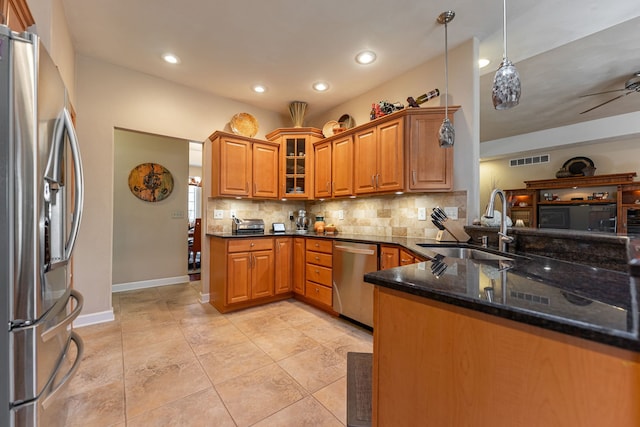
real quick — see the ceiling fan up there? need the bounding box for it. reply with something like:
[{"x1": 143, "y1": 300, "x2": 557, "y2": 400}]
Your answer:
[{"x1": 579, "y1": 71, "x2": 640, "y2": 114}]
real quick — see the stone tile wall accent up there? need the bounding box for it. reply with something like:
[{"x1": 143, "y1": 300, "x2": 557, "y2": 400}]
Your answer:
[{"x1": 206, "y1": 191, "x2": 467, "y2": 238}]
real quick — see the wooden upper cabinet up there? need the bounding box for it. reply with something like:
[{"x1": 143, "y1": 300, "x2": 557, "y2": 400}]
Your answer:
[
  {"x1": 354, "y1": 117, "x2": 404, "y2": 195},
  {"x1": 1, "y1": 0, "x2": 35, "y2": 32},
  {"x1": 265, "y1": 127, "x2": 324, "y2": 199},
  {"x1": 252, "y1": 142, "x2": 279, "y2": 198},
  {"x1": 314, "y1": 140, "x2": 332, "y2": 198},
  {"x1": 218, "y1": 136, "x2": 251, "y2": 197},
  {"x1": 332, "y1": 135, "x2": 354, "y2": 197},
  {"x1": 313, "y1": 135, "x2": 354, "y2": 198},
  {"x1": 406, "y1": 107, "x2": 459, "y2": 192},
  {"x1": 208, "y1": 131, "x2": 279, "y2": 199},
  {"x1": 354, "y1": 127, "x2": 378, "y2": 194}
]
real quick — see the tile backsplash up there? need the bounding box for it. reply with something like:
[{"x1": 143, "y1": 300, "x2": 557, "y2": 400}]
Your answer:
[{"x1": 206, "y1": 191, "x2": 467, "y2": 238}]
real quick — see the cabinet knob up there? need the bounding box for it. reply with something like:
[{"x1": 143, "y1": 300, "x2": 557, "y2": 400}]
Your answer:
[
  {"x1": 315, "y1": 270, "x2": 319, "y2": 274},
  {"x1": 250, "y1": 242, "x2": 255, "y2": 247},
  {"x1": 315, "y1": 288, "x2": 319, "y2": 293},
  {"x1": 315, "y1": 256, "x2": 320, "y2": 260},
  {"x1": 315, "y1": 243, "x2": 319, "y2": 247}
]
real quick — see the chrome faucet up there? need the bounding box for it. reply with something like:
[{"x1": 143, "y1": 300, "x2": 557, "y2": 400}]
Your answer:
[{"x1": 485, "y1": 188, "x2": 514, "y2": 252}]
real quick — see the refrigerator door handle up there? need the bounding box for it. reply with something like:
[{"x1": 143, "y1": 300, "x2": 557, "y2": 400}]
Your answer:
[
  {"x1": 46, "y1": 107, "x2": 84, "y2": 265},
  {"x1": 10, "y1": 331, "x2": 84, "y2": 411},
  {"x1": 40, "y1": 289, "x2": 83, "y2": 342},
  {"x1": 61, "y1": 107, "x2": 84, "y2": 261},
  {"x1": 10, "y1": 289, "x2": 82, "y2": 334},
  {"x1": 40, "y1": 332, "x2": 84, "y2": 410}
]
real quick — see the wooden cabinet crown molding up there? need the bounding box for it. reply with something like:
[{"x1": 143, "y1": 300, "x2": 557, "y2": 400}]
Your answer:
[
  {"x1": 1, "y1": 0, "x2": 35, "y2": 32},
  {"x1": 208, "y1": 130, "x2": 279, "y2": 147},
  {"x1": 316, "y1": 106, "x2": 461, "y2": 144},
  {"x1": 524, "y1": 172, "x2": 637, "y2": 189},
  {"x1": 265, "y1": 127, "x2": 323, "y2": 140}
]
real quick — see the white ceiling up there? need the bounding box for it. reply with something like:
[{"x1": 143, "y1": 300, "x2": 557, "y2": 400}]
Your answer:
[{"x1": 61, "y1": 0, "x2": 640, "y2": 144}]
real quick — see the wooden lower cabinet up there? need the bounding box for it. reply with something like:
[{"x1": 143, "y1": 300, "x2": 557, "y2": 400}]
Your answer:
[
  {"x1": 274, "y1": 237, "x2": 292, "y2": 294},
  {"x1": 292, "y1": 237, "x2": 305, "y2": 295},
  {"x1": 379, "y1": 245, "x2": 399, "y2": 270},
  {"x1": 400, "y1": 248, "x2": 424, "y2": 265},
  {"x1": 373, "y1": 286, "x2": 640, "y2": 427},
  {"x1": 210, "y1": 237, "x2": 289, "y2": 313},
  {"x1": 380, "y1": 245, "x2": 425, "y2": 269},
  {"x1": 304, "y1": 238, "x2": 333, "y2": 309}
]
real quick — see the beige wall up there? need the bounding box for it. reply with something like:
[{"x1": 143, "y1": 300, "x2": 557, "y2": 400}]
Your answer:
[
  {"x1": 112, "y1": 129, "x2": 189, "y2": 286},
  {"x1": 479, "y1": 136, "x2": 640, "y2": 211},
  {"x1": 27, "y1": 0, "x2": 76, "y2": 103},
  {"x1": 72, "y1": 55, "x2": 287, "y2": 324}
]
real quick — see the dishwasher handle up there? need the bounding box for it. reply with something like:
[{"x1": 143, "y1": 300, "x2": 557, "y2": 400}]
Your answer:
[{"x1": 334, "y1": 244, "x2": 376, "y2": 256}]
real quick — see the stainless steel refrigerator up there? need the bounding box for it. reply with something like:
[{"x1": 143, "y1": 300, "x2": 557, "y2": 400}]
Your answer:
[{"x1": 1, "y1": 25, "x2": 85, "y2": 426}]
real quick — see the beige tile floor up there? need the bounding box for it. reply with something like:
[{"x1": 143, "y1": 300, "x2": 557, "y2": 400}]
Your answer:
[{"x1": 64, "y1": 281, "x2": 373, "y2": 426}]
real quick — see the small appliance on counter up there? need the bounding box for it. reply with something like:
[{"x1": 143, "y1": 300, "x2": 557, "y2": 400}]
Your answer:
[
  {"x1": 295, "y1": 209, "x2": 310, "y2": 233},
  {"x1": 232, "y1": 217, "x2": 265, "y2": 234}
]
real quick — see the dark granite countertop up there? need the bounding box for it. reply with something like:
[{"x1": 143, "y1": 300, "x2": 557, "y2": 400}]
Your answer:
[
  {"x1": 209, "y1": 230, "x2": 640, "y2": 352},
  {"x1": 366, "y1": 242, "x2": 639, "y2": 352}
]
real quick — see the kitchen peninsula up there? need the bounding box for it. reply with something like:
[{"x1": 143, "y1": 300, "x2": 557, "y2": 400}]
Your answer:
[{"x1": 364, "y1": 236, "x2": 640, "y2": 427}]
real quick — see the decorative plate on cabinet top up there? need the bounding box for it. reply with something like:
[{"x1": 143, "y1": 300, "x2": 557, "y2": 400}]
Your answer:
[
  {"x1": 562, "y1": 156, "x2": 594, "y2": 176},
  {"x1": 322, "y1": 120, "x2": 339, "y2": 137},
  {"x1": 230, "y1": 112, "x2": 259, "y2": 137}
]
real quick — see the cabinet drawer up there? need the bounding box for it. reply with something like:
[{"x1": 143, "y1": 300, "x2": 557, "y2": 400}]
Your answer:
[
  {"x1": 305, "y1": 282, "x2": 332, "y2": 306},
  {"x1": 305, "y1": 251, "x2": 332, "y2": 267},
  {"x1": 305, "y1": 263, "x2": 332, "y2": 287},
  {"x1": 306, "y1": 238, "x2": 332, "y2": 254},
  {"x1": 228, "y1": 238, "x2": 273, "y2": 253}
]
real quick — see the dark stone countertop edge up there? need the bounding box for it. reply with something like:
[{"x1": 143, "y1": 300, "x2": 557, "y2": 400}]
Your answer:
[{"x1": 364, "y1": 272, "x2": 640, "y2": 352}]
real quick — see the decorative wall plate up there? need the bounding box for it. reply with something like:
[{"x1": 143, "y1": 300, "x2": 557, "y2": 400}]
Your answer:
[
  {"x1": 322, "y1": 120, "x2": 339, "y2": 137},
  {"x1": 338, "y1": 114, "x2": 355, "y2": 129},
  {"x1": 128, "y1": 163, "x2": 174, "y2": 202},
  {"x1": 230, "y1": 112, "x2": 259, "y2": 137},
  {"x1": 562, "y1": 156, "x2": 595, "y2": 176}
]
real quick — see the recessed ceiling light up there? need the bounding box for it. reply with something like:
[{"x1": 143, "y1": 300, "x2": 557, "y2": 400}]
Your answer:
[
  {"x1": 313, "y1": 81, "x2": 329, "y2": 92},
  {"x1": 162, "y1": 53, "x2": 180, "y2": 64},
  {"x1": 355, "y1": 50, "x2": 377, "y2": 65},
  {"x1": 478, "y1": 58, "x2": 490, "y2": 68},
  {"x1": 252, "y1": 84, "x2": 266, "y2": 93}
]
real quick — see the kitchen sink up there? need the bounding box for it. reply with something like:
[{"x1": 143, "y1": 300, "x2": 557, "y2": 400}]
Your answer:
[{"x1": 417, "y1": 244, "x2": 514, "y2": 261}]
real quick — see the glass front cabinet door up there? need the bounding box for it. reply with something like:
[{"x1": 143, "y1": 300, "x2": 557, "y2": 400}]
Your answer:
[{"x1": 266, "y1": 128, "x2": 324, "y2": 199}]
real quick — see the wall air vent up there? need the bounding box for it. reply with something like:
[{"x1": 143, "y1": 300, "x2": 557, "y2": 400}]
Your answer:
[
  {"x1": 509, "y1": 154, "x2": 550, "y2": 167},
  {"x1": 510, "y1": 290, "x2": 550, "y2": 306}
]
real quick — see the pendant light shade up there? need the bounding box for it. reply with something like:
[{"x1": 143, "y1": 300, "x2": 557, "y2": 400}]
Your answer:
[
  {"x1": 492, "y1": 0, "x2": 521, "y2": 109},
  {"x1": 437, "y1": 10, "x2": 455, "y2": 148}
]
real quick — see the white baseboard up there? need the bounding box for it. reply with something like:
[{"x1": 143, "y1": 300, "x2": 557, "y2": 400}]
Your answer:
[
  {"x1": 200, "y1": 292, "x2": 210, "y2": 303},
  {"x1": 74, "y1": 310, "x2": 115, "y2": 328},
  {"x1": 112, "y1": 275, "x2": 190, "y2": 293}
]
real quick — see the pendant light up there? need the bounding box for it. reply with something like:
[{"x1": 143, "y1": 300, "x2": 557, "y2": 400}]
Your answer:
[
  {"x1": 492, "y1": 0, "x2": 521, "y2": 109},
  {"x1": 437, "y1": 10, "x2": 455, "y2": 148}
]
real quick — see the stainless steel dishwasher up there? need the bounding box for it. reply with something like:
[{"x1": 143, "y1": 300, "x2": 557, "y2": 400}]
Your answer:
[{"x1": 333, "y1": 241, "x2": 379, "y2": 328}]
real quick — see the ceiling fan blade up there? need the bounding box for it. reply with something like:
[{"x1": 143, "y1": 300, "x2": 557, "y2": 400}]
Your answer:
[
  {"x1": 579, "y1": 88, "x2": 627, "y2": 97},
  {"x1": 579, "y1": 92, "x2": 630, "y2": 114}
]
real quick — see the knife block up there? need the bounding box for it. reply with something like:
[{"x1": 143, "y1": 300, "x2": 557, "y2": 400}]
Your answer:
[{"x1": 436, "y1": 229, "x2": 458, "y2": 242}]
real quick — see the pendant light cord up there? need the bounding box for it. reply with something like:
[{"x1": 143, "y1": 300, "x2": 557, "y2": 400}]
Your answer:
[
  {"x1": 444, "y1": 21, "x2": 449, "y2": 118},
  {"x1": 502, "y1": 0, "x2": 508, "y2": 61}
]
